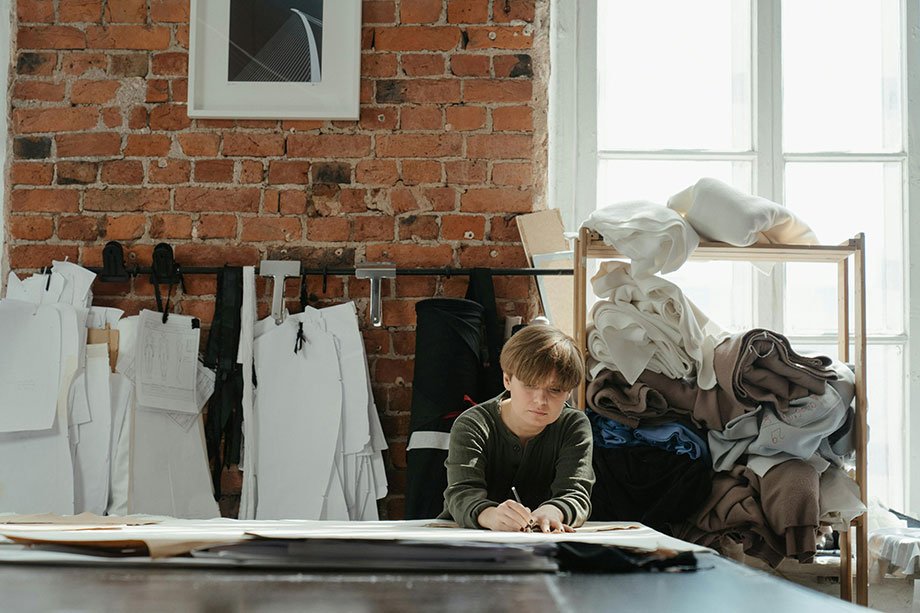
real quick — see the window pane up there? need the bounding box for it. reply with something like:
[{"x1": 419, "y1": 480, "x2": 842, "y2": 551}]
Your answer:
[
  {"x1": 782, "y1": 0, "x2": 902, "y2": 152},
  {"x1": 784, "y1": 162, "x2": 903, "y2": 335},
  {"x1": 794, "y1": 342, "x2": 904, "y2": 510},
  {"x1": 597, "y1": 0, "x2": 751, "y2": 151}
]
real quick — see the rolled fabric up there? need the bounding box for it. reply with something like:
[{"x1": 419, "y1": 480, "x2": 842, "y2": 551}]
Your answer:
[
  {"x1": 582, "y1": 200, "x2": 700, "y2": 277},
  {"x1": 588, "y1": 261, "x2": 726, "y2": 388},
  {"x1": 586, "y1": 368, "x2": 674, "y2": 428},
  {"x1": 637, "y1": 369, "x2": 750, "y2": 431},
  {"x1": 667, "y1": 177, "x2": 818, "y2": 246}
]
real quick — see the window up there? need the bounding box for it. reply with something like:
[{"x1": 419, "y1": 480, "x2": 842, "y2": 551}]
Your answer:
[{"x1": 550, "y1": 0, "x2": 919, "y2": 512}]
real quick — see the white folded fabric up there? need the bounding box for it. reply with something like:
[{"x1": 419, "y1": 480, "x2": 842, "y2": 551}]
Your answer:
[
  {"x1": 668, "y1": 177, "x2": 818, "y2": 246},
  {"x1": 582, "y1": 200, "x2": 699, "y2": 277},
  {"x1": 587, "y1": 261, "x2": 726, "y2": 387}
]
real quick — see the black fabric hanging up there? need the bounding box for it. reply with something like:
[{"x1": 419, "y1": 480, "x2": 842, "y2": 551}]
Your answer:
[
  {"x1": 464, "y1": 268, "x2": 505, "y2": 401},
  {"x1": 203, "y1": 266, "x2": 244, "y2": 498},
  {"x1": 405, "y1": 298, "x2": 486, "y2": 519}
]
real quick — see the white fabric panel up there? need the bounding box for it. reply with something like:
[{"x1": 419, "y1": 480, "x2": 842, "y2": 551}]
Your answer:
[
  {"x1": 72, "y1": 344, "x2": 112, "y2": 515},
  {"x1": 106, "y1": 373, "x2": 133, "y2": 516}
]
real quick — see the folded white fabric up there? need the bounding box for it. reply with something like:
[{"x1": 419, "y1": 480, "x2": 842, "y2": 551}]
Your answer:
[
  {"x1": 668, "y1": 177, "x2": 818, "y2": 246},
  {"x1": 587, "y1": 261, "x2": 726, "y2": 388},
  {"x1": 582, "y1": 200, "x2": 699, "y2": 277}
]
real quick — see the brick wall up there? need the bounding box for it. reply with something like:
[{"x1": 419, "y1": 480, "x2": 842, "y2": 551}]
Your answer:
[{"x1": 4, "y1": 0, "x2": 548, "y2": 518}]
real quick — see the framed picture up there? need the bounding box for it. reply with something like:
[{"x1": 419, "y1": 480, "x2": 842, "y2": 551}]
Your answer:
[{"x1": 188, "y1": 0, "x2": 361, "y2": 120}]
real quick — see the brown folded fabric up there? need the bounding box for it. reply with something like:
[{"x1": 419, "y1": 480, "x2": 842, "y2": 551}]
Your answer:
[
  {"x1": 714, "y1": 329, "x2": 834, "y2": 413},
  {"x1": 753, "y1": 459, "x2": 820, "y2": 563},
  {"x1": 637, "y1": 370, "x2": 749, "y2": 431},
  {"x1": 586, "y1": 369, "x2": 675, "y2": 428}
]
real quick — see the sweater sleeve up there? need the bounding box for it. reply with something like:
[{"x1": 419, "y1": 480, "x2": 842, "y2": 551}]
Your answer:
[
  {"x1": 443, "y1": 413, "x2": 499, "y2": 529},
  {"x1": 543, "y1": 411, "x2": 595, "y2": 527}
]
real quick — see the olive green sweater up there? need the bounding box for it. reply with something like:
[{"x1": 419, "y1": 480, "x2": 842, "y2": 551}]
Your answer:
[{"x1": 442, "y1": 392, "x2": 595, "y2": 529}]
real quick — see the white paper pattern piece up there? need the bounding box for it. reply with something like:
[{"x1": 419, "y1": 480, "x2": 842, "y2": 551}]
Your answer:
[{"x1": 135, "y1": 310, "x2": 200, "y2": 414}]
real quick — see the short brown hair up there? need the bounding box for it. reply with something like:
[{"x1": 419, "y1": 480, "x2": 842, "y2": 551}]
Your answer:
[{"x1": 499, "y1": 324, "x2": 584, "y2": 391}]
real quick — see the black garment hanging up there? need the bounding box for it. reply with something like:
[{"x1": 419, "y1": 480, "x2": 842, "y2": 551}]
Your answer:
[
  {"x1": 405, "y1": 298, "x2": 486, "y2": 520},
  {"x1": 464, "y1": 268, "x2": 505, "y2": 401},
  {"x1": 203, "y1": 266, "x2": 244, "y2": 498}
]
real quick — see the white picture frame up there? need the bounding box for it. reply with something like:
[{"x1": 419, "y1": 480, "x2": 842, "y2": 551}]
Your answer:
[{"x1": 188, "y1": 0, "x2": 361, "y2": 120}]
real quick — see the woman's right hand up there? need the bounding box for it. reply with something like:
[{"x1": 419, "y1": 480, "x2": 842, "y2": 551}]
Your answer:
[{"x1": 477, "y1": 500, "x2": 533, "y2": 532}]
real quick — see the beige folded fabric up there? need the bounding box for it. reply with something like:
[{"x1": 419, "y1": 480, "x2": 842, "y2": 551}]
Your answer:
[
  {"x1": 637, "y1": 369, "x2": 749, "y2": 431},
  {"x1": 585, "y1": 369, "x2": 675, "y2": 428}
]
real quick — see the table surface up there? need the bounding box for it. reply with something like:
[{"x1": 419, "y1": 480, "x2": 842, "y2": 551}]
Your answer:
[{"x1": 0, "y1": 553, "x2": 863, "y2": 613}]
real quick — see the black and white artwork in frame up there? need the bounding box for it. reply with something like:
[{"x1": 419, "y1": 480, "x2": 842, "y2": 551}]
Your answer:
[{"x1": 228, "y1": 0, "x2": 324, "y2": 83}]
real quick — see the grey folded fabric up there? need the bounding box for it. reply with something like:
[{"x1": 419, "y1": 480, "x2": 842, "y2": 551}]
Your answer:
[
  {"x1": 713, "y1": 329, "x2": 834, "y2": 413},
  {"x1": 637, "y1": 369, "x2": 749, "y2": 431},
  {"x1": 586, "y1": 369, "x2": 676, "y2": 428}
]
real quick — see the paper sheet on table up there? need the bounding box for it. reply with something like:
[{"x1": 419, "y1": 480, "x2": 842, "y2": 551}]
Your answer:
[
  {"x1": 135, "y1": 310, "x2": 200, "y2": 413},
  {"x1": 5, "y1": 272, "x2": 65, "y2": 305},
  {"x1": 51, "y1": 260, "x2": 96, "y2": 308}
]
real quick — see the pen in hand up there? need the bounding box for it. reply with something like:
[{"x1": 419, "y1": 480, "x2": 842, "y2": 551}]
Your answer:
[{"x1": 511, "y1": 486, "x2": 534, "y2": 531}]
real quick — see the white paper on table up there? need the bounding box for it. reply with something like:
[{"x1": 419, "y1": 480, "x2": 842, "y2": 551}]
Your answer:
[
  {"x1": 72, "y1": 344, "x2": 112, "y2": 515},
  {"x1": 135, "y1": 310, "x2": 200, "y2": 414},
  {"x1": 0, "y1": 418, "x2": 74, "y2": 515},
  {"x1": 0, "y1": 300, "x2": 62, "y2": 433},
  {"x1": 51, "y1": 260, "x2": 96, "y2": 308},
  {"x1": 5, "y1": 272, "x2": 65, "y2": 305}
]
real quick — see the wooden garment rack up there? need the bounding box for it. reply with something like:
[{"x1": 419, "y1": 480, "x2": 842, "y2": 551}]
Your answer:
[{"x1": 572, "y1": 228, "x2": 868, "y2": 605}]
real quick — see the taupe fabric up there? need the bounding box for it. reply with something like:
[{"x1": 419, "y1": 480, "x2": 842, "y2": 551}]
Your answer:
[
  {"x1": 713, "y1": 329, "x2": 834, "y2": 413},
  {"x1": 755, "y1": 459, "x2": 820, "y2": 563},
  {"x1": 586, "y1": 369, "x2": 675, "y2": 428},
  {"x1": 637, "y1": 369, "x2": 749, "y2": 431}
]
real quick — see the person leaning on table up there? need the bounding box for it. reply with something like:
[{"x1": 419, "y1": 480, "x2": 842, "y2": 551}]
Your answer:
[{"x1": 441, "y1": 324, "x2": 594, "y2": 533}]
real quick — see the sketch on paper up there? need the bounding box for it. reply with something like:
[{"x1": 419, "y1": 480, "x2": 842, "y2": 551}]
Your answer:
[{"x1": 228, "y1": 0, "x2": 324, "y2": 83}]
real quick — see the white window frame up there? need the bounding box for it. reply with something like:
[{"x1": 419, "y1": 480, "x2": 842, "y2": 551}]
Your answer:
[{"x1": 551, "y1": 0, "x2": 920, "y2": 515}]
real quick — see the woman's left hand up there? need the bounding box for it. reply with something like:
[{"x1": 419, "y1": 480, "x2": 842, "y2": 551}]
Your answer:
[{"x1": 531, "y1": 505, "x2": 575, "y2": 533}]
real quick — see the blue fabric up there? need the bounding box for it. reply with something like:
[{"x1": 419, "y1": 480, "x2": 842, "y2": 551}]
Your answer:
[{"x1": 586, "y1": 409, "x2": 710, "y2": 462}]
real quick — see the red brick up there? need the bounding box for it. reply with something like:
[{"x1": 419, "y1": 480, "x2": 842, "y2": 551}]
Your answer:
[
  {"x1": 363, "y1": 1, "x2": 396, "y2": 24},
  {"x1": 150, "y1": 214, "x2": 192, "y2": 239},
  {"x1": 10, "y1": 245, "x2": 80, "y2": 269},
  {"x1": 16, "y1": 51, "x2": 56, "y2": 76},
  {"x1": 467, "y1": 134, "x2": 532, "y2": 159},
  {"x1": 446, "y1": 105, "x2": 486, "y2": 131},
  {"x1": 362, "y1": 53, "x2": 398, "y2": 78},
  {"x1": 492, "y1": 106, "x2": 532, "y2": 131},
  {"x1": 9, "y1": 215, "x2": 54, "y2": 240},
  {"x1": 173, "y1": 244, "x2": 260, "y2": 267},
  {"x1": 394, "y1": 279, "x2": 435, "y2": 299},
  {"x1": 375, "y1": 26, "x2": 460, "y2": 52},
  {"x1": 222, "y1": 133, "x2": 284, "y2": 157},
  {"x1": 149, "y1": 104, "x2": 191, "y2": 130},
  {"x1": 355, "y1": 160, "x2": 398, "y2": 185},
  {"x1": 13, "y1": 80, "x2": 65, "y2": 101},
  {"x1": 493, "y1": 0, "x2": 535, "y2": 22},
  {"x1": 489, "y1": 214, "x2": 520, "y2": 242},
  {"x1": 152, "y1": 52, "x2": 187, "y2": 75},
  {"x1": 175, "y1": 188, "x2": 260, "y2": 213},
  {"x1": 150, "y1": 0, "x2": 189, "y2": 23},
  {"x1": 366, "y1": 243, "x2": 452, "y2": 267},
  {"x1": 398, "y1": 214, "x2": 439, "y2": 240},
  {"x1": 374, "y1": 358, "x2": 414, "y2": 384},
  {"x1": 146, "y1": 79, "x2": 169, "y2": 103},
  {"x1": 359, "y1": 107, "x2": 399, "y2": 130},
  {"x1": 103, "y1": 0, "x2": 146, "y2": 23},
  {"x1": 177, "y1": 132, "x2": 220, "y2": 157},
  {"x1": 281, "y1": 119, "x2": 325, "y2": 132},
  {"x1": 128, "y1": 106, "x2": 148, "y2": 129},
  {"x1": 266, "y1": 161, "x2": 309, "y2": 185},
  {"x1": 194, "y1": 159, "x2": 235, "y2": 183},
  {"x1": 14, "y1": 107, "x2": 97, "y2": 133},
  {"x1": 100, "y1": 160, "x2": 144, "y2": 184},
  {"x1": 401, "y1": 54, "x2": 445, "y2": 76},
  {"x1": 492, "y1": 162, "x2": 532, "y2": 186},
  {"x1": 401, "y1": 160, "x2": 441, "y2": 185},
  {"x1": 18, "y1": 26, "x2": 86, "y2": 49},
  {"x1": 58, "y1": 215, "x2": 102, "y2": 240},
  {"x1": 493, "y1": 53, "x2": 532, "y2": 78},
  {"x1": 60, "y1": 52, "x2": 106, "y2": 75},
  {"x1": 17, "y1": 0, "x2": 54, "y2": 22},
  {"x1": 353, "y1": 216, "x2": 395, "y2": 241},
  {"x1": 101, "y1": 107, "x2": 122, "y2": 128},
  {"x1": 10, "y1": 162, "x2": 53, "y2": 185},
  {"x1": 445, "y1": 160, "x2": 487, "y2": 184},
  {"x1": 461, "y1": 188, "x2": 533, "y2": 213},
  {"x1": 176, "y1": 24, "x2": 190, "y2": 48},
  {"x1": 56, "y1": 161, "x2": 98, "y2": 185},
  {"x1": 448, "y1": 0, "x2": 489, "y2": 23},
  {"x1": 195, "y1": 215, "x2": 237, "y2": 239},
  {"x1": 104, "y1": 214, "x2": 146, "y2": 240},
  {"x1": 86, "y1": 26, "x2": 170, "y2": 49},
  {"x1": 424, "y1": 187, "x2": 458, "y2": 211},
  {"x1": 388, "y1": 442, "x2": 408, "y2": 469},
  {"x1": 441, "y1": 214, "x2": 486, "y2": 240},
  {"x1": 108, "y1": 53, "x2": 148, "y2": 76},
  {"x1": 239, "y1": 160, "x2": 264, "y2": 183},
  {"x1": 147, "y1": 158, "x2": 190, "y2": 184},
  {"x1": 306, "y1": 217, "x2": 351, "y2": 242},
  {"x1": 124, "y1": 134, "x2": 171, "y2": 156},
  {"x1": 56, "y1": 132, "x2": 121, "y2": 157},
  {"x1": 459, "y1": 244, "x2": 528, "y2": 268},
  {"x1": 71, "y1": 79, "x2": 120, "y2": 104},
  {"x1": 59, "y1": 0, "x2": 103, "y2": 23},
  {"x1": 85, "y1": 188, "x2": 169, "y2": 212},
  {"x1": 377, "y1": 134, "x2": 461, "y2": 157},
  {"x1": 240, "y1": 218, "x2": 302, "y2": 242},
  {"x1": 171, "y1": 78, "x2": 188, "y2": 102},
  {"x1": 278, "y1": 191, "x2": 308, "y2": 215},
  {"x1": 464, "y1": 79, "x2": 532, "y2": 103},
  {"x1": 380, "y1": 299, "x2": 421, "y2": 327},
  {"x1": 400, "y1": 106, "x2": 443, "y2": 130},
  {"x1": 287, "y1": 134, "x2": 372, "y2": 158},
  {"x1": 466, "y1": 26, "x2": 533, "y2": 50},
  {"x1": 405, "y1": 79, "x2": 460, "y2": 103},
  {"x1": 450, "y1": 54, "x2": 490, "y2": 76},
  {"x1": 400, "y1": 0, "x2": 441, "y2": 23}
]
